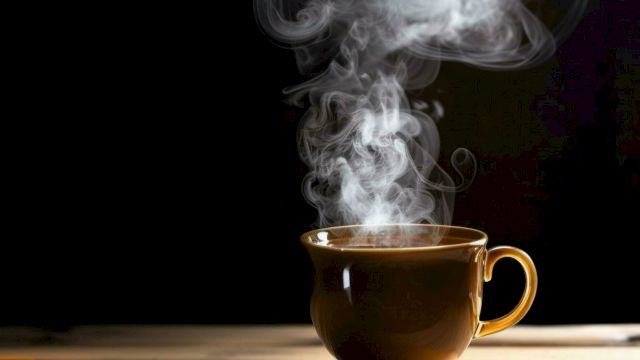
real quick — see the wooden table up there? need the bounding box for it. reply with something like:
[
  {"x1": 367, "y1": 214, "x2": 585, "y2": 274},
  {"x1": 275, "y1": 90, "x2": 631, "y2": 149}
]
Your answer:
[{"x1": 0, "y1": 325, "x2": 638, "y2": 359}]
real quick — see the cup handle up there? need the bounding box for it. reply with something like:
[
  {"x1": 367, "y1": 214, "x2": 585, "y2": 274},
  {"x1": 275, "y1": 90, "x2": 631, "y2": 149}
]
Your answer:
[{"x1": 475, "y1": 246, "x2": 538, "y2": 338}]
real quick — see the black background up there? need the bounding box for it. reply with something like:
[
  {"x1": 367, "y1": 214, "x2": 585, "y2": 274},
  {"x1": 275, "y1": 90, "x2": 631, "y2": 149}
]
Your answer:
[{"x1": 3, "y1": 0, "x2": 638, "y2": 328}]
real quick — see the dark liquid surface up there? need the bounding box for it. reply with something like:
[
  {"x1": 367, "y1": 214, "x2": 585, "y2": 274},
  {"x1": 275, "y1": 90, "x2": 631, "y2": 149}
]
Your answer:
[
  {"x1": 325, "y1": 236, "x2": 474, "y2": 248},
  {"x1": 306, "y1": 235, "x2": 485, "y2": 360},
  {"x1": 331, "y1": 244, "x2": 419, "y2": 248}
]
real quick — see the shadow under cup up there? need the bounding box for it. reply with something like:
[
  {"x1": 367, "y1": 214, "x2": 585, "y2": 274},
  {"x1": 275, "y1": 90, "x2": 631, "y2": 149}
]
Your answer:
[{"x1": 301, "y1": 224, "x2": 537, "y2": 360}]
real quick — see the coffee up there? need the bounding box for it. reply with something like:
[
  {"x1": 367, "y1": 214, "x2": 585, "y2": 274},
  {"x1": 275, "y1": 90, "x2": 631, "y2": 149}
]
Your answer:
[
  {"x1": 328, "y1": 235, "x2": 473, "y2": 248},
  {"x1": 307, "y1": 235, "x2": 484, "y2": 359},
  {"x1": 302, "y1": 224, "x2": 537, "y2": 360}
]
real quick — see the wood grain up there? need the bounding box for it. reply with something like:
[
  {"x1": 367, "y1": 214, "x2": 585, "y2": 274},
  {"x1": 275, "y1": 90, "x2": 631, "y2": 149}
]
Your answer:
[{"x1": 0, "y1": 325, "x2": 637, "y2": 360}]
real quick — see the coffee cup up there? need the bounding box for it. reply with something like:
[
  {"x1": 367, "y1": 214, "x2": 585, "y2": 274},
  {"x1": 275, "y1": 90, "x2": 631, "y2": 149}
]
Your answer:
[{"x1": 301, "y1": 224, "x2": 537, "y2": 360}]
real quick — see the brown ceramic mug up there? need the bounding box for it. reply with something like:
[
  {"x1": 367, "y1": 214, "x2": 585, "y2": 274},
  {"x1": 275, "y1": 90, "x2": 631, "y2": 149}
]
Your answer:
[{"x1": 301, "y1": 224, "x2": 537, "y2": 360}]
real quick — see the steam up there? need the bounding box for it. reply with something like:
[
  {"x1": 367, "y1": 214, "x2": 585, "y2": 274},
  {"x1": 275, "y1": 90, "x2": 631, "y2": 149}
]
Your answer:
[{"x1": 256, "y1": 0, "x2": 586, "y2": 229}]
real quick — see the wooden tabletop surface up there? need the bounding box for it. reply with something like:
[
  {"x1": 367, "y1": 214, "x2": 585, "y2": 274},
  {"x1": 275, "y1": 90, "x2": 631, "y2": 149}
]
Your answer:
[{"x1": 0, "y1": 325, "x2": 638, "y2": 360}]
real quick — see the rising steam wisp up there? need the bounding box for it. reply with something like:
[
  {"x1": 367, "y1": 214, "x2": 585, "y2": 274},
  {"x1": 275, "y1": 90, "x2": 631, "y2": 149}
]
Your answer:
[{"x1": 255, "y1": 0, "x2": 586, "y2": 236}]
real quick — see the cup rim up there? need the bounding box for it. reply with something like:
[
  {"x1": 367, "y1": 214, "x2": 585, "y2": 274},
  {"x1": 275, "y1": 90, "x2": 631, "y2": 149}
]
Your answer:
[{"x1": 301, "y1": 224, "x2": 488, "y2": 252}]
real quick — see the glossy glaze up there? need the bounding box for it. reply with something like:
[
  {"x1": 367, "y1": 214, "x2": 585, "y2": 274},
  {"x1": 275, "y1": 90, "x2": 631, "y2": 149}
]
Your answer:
[{"x1": 301, "y1": 224, "x2": 536, "y2": 360}]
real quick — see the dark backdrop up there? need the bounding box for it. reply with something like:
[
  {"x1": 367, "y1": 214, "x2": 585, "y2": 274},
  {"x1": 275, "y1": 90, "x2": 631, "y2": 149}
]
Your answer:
[{"x1": 3, "y1": 0, "x2": 638, "y2": 328}]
